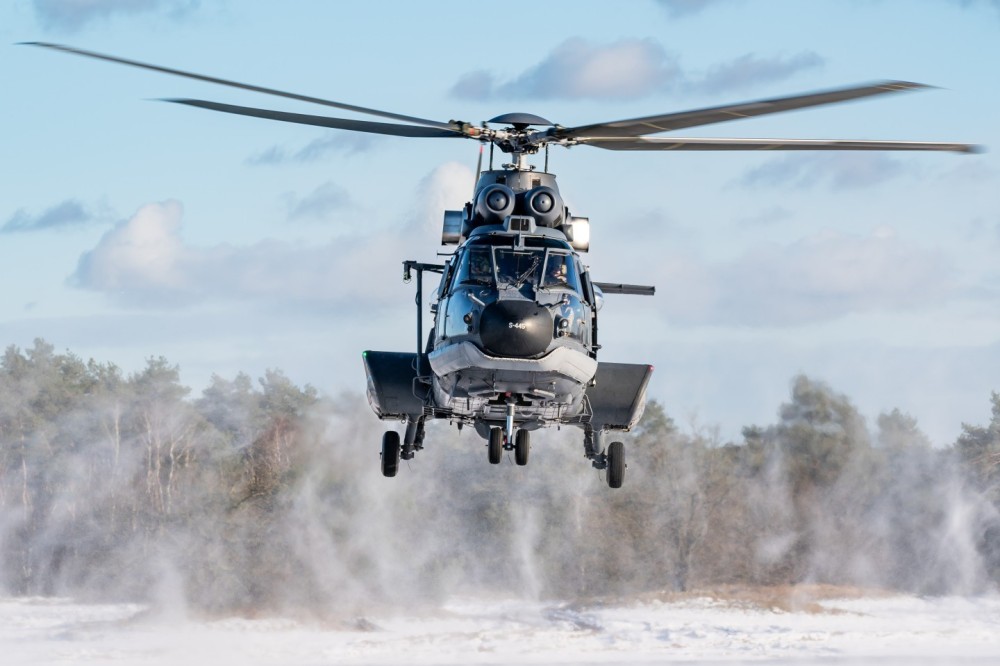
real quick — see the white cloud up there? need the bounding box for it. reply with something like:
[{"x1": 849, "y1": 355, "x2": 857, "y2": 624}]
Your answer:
[
  {"x1": 74, "y1": 200, "x2": 188, "y2": 298},
  {"x1": 33, "y1": 0, "x2": 197, "y2": 31},
  {"x1": 2, "y1": 199, "x2": 94, "y2": 233},
  {"x1": 451, "y1": 39, "x2": 823, "y2": 102},
  {"x1": 949, "y1": 0, "x2": 1000, "y2": 14},
  {"x1": 412, "y1": 162, "x2": 476, "y2": 237},
  {"x1": 655, "y1": 0, "x2": 739, "y2": 18},
  {"x1": 740, "y1": 154, "x2": 908, "y2": 191},
  {"x1": 686, "y1": 52, "x2": 824, "y2": 95},
  {"x1": 654, "y1": 228, "x2": 953, "y2": 326},
  {"x1": 285, "y1": 181, "x2": 352, "y2": 221},
  {"x1": 451, "y1": 38, "x2": 683, "y2": 101},
  {"x1": 71, "y1": 164, "x2": 475, "y2": 310},
  {"x1": 248, "y1": 134, "x2": 380, "y2": 166}
]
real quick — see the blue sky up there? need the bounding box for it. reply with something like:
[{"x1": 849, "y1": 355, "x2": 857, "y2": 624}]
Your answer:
[{"x1": 2, "y1": 0, "x2": 998, "y2": 444}]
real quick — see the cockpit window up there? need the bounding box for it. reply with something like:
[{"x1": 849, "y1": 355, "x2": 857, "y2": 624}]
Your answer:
[
  {"x1": 542, "y1": 252, "x2": 580, "y2": 291},
  {"x1": 542, "y1": 252, "x2": 582, "y2": 292},
  {"x1": 454, "y1": 246, "x2": 494, "y2": 287},
  {"x1": 495, "y1": 248, "x2": 543, "y2": 288},
  {"x1": 451, "y1": 240, "x2": 581, "y2": 294}
]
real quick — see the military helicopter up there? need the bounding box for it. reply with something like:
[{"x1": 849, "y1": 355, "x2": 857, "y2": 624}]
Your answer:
[{"x1": 26, "y1": 43, "x2": 979, "y2": 488}]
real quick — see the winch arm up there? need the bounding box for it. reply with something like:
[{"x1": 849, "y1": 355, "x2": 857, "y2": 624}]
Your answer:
[{"x1": 593, "y1": 282, "x2": 656, "y2": 296}]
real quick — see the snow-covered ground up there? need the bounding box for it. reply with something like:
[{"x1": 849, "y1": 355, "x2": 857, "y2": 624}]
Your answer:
[{"x1": 2, "y1": 591, "x2": 999, "y2": 665}]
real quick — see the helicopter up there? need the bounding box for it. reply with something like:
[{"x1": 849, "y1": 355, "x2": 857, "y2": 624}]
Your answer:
[{"x1": 25, "y1": 42, "x2": 980, "y2": 488}]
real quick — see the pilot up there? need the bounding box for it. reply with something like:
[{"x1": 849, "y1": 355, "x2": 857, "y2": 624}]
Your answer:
[
  {"x1": 469, "y1": 250, "x2": 492, "y2": 283},
  {"x1": 546, "y1": 257, "x2": 569, "y2": 286}
]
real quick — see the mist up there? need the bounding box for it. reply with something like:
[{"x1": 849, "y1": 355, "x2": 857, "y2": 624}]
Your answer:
[{"x1": 1, "y1": 339, "x2": 998, "y2": 619}]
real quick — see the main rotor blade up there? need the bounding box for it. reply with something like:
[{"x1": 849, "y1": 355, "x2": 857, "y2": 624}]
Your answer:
[
  {"x1": 165, "y1": 98, "x2": 466, "y2": 137},
  {"x1": 578, "y1": 136, "x2": 981, "y2": 153},
  {"x1": 22, "y1": 41, "x2": 459, "y2": 132},
  {"x1": 552, "y1": 81, "x2": 933, "y2": 140}
]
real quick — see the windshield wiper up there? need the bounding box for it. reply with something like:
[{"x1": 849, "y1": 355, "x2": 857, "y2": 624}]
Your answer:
[{"x1": 512, "y1": 257, "x2": 540, "y2": 289}]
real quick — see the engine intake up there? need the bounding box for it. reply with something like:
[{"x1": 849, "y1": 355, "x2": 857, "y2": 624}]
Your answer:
[
  {"x1": 474, "y1": 184, "x2": 515, "y2": 225},
  {"x1": 519, "y1": 186, "x2": 563, "y2": 227}
]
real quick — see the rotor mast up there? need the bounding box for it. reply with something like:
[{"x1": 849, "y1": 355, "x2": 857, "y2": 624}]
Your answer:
[{"x1": 503, "y1": 150, "x2": 537, "y2": 172}]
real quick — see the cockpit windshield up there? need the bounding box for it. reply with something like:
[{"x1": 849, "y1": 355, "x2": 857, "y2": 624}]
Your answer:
[
  {"x1": 495, "y1": 248, "x2": 542, "y2": 288},
  {"x1": 452, "y1": 241, "x2": 582, "y2": 294}
]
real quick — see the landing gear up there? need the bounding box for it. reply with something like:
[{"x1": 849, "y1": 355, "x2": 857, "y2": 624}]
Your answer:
[
  {"x1": 488, "y1": 427, "x2": 504, "y2": 464},
  {"x1": 402, "y1": 417, "x2": 425, "y2": 460},
  {"x1": 585, "y1": 427, "x2": 626, "y2": 488},
  {"x1": 381, "y1": 417, "x2": 425, "y2": 477},
  {"x1": 381, "y1": 430, "x2": 401, "y2": 477},
  {"x1": 485, "y1": 426, "x2": 528, "y2": 466},
  {"x1": 515, "y1": 429, "x2": 530, "y2": 466},
  {"x1": 606, "y1": 440, "x2": 625, "y2": 489},
  {"x1": 491, "y1": 398, "x2": 529, "y2": 466}
]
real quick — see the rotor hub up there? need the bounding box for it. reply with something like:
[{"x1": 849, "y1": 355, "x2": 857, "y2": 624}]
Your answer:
[{"x1": 488, "y1": 112, "x2": 553, "y2": 130}]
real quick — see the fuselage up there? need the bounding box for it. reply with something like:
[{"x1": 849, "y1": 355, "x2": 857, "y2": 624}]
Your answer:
[
  {"x1": 428, "y1": 223, "x2": 598, "y2": 433},
  {"x1": 422, "y1": 168, "x2": 603, "y2": 435},
  {"x1": 362, "y1": 165, "x2": 651, "y2": 483}
]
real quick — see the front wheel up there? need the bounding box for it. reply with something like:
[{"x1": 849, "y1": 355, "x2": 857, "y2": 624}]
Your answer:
[
  {"x1": 381, "y1": 430, "x2": 401, "y2": 477},
  {"x1": 488, "y1": 427, "x2": 504, "y2": 465},
  {"x1": 606, "y1": 441, "x2": 625, "y2": 488},
  {"x1": 515, "y1": 429, "x2": 530, "y2": 466}
]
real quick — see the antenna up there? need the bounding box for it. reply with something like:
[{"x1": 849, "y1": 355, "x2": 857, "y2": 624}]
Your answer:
[{"x1": 473, "y1": 144, "x2": 483, "y2": 197}]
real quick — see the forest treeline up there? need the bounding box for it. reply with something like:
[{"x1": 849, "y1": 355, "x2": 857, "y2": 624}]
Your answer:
[{"x1": 1, "y1": 338, "x2": 999, "y2": 614}]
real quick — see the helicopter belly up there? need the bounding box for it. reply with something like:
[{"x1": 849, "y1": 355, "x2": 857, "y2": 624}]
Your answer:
[
  {"x1": 428, "y1": 341, "x2": 596, "y2": 419},
  {"x1": 429, "y1": 340, "x2": 595, "y2": 385}
]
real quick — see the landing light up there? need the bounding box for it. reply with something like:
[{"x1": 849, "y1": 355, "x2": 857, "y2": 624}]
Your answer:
[{"x1": 565, "y1": 217, "x2": 590, "y2": 252}]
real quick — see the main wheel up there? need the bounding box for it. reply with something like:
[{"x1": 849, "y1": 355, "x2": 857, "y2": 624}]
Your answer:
[
  {"x1": 515, "y1": 429, "x2": 530, "y2": 466},
  {"x1": 381, "y1": 430, "x2": 401, "y2": 477},
  {"x1": 606, "y1": 441, "x2": 625, "y2": 488},
  {"x1": 488, "y1": 427, "x2": 504, "y2": 465}
]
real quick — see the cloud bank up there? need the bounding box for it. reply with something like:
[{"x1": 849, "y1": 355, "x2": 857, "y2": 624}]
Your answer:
[
  {"x1": 72, "y1": 163, "x2": 473, "y2": 309},
  {"x1": 33, "y1": 0, "x2": 198, "y2": 31},
  {"x1": 450, "y1": 38, "x2": 823, "y2": 101},
  {"x1": 284, "y1": 181, "x2": 352, "y2": 221},
  {"x1": 452, "y1": 38, "x2": 683, "y2": 101},
  {"x1": 740, "y1": 154, "x2": 908, "y2": 191},
  {"x1": 248, "y1": 134, "x2": 380, "y2": 166},
  {"x1": 653, "y1": 228, "x2": 953, "y2": 326},
  {"x1": 655, "y1": 0, "x2": 739, "y2": 18},
  {"x1": 687, "y1": 52, "x2": 825, "y2": 96},
  {"x1": 2, "y1": 199, "x2": 94, "y2": 233}
]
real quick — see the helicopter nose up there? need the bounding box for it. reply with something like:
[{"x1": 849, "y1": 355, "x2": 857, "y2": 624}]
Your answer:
[{"x1": 479, "y1": 300, "x2": 553, "y2": 358}]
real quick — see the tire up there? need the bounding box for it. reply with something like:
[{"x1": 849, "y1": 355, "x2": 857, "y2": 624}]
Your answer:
[
  {"x1": 488, "y1": 427, "x2": 504, "y2": 465},
  {"x1": 606, "y1": 441, "x2": 625, "y2": 489},
  {"x1": 381, "y1": 431, "x2": 401, "y2": 477},
  {"x1": 515, "y1": 429, "x2": 530, "y2": 466}
]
